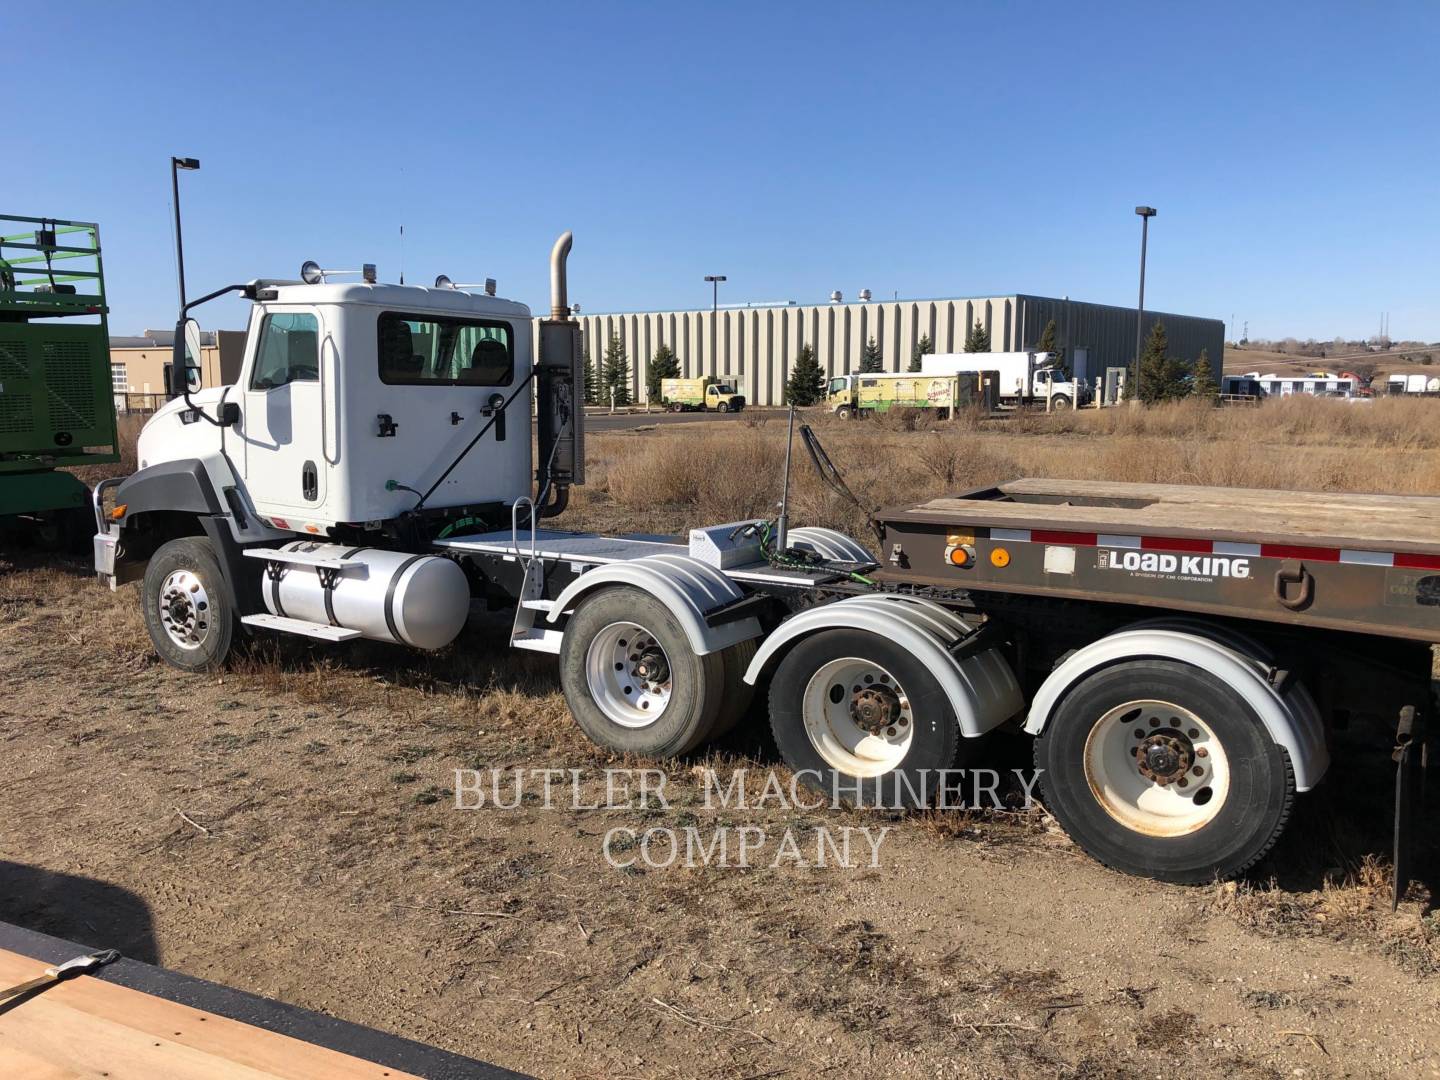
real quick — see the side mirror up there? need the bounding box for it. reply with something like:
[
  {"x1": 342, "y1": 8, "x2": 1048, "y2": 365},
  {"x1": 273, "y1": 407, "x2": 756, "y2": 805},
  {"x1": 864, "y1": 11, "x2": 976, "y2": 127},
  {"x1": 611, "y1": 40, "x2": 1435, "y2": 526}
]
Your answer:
[{"x1": 172, "y1": 318, "x2": 203, "y2": 394}]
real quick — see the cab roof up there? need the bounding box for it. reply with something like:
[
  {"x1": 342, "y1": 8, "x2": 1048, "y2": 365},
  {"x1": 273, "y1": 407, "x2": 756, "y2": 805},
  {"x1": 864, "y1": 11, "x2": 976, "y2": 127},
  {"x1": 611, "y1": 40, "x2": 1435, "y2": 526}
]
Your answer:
[{"x1": 255, "y1": 280, "x2": 531, "y2": 320}]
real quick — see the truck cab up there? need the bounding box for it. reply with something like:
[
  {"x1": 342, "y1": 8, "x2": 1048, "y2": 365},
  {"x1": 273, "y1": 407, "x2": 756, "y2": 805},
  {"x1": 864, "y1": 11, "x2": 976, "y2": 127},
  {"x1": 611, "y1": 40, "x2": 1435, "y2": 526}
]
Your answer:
[{"x1": 130, "y1": 281, "x2": 533, "y2": 535}]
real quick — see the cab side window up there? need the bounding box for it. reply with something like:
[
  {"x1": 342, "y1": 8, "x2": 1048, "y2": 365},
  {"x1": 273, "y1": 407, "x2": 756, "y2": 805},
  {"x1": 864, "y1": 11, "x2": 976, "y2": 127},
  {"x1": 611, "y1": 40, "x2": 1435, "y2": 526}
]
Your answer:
[{"x1": 250, "y1": 313, "x2": 320, "y2": 389}]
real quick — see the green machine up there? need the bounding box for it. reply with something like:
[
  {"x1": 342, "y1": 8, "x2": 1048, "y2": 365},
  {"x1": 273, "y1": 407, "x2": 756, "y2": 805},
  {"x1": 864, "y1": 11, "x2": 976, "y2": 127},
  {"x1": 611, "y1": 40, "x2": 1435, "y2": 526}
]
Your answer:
[{"x1": 0, "y1": 214, "x2": 119, "y2": 542}]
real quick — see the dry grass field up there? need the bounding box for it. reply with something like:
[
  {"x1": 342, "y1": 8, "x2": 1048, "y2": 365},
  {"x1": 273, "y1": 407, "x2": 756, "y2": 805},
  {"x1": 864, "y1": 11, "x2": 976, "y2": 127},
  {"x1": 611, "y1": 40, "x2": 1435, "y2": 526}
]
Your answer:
[{"x1": 4, "y1": 397, "x2": 1440, "y2": 1078}]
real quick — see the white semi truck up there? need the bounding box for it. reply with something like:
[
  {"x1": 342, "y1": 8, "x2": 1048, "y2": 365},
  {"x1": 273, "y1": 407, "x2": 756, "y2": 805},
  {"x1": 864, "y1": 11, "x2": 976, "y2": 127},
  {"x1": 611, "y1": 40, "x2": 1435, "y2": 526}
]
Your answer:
[
  {"x1": 93, "y1": 233, "x2": 1439, "y2": 895},
  {"x1": 921, "y1": 350, "x2": 1087, "y2": 408}
]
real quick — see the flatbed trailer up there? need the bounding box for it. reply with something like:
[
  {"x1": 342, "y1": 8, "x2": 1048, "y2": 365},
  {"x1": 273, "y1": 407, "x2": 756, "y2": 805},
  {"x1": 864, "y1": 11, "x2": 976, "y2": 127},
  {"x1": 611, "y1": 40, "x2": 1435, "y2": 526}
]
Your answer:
[{"x1": 93, "y1": 227, "x2": 1436, "y2": 896}]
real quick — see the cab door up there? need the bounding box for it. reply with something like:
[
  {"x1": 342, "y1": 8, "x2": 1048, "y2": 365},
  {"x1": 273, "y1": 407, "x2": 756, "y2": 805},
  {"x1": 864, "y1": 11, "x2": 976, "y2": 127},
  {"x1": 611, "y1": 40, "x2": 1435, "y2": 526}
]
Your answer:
[{"x1": 238, "y1": 307, "x2": 328, "y2": 519}]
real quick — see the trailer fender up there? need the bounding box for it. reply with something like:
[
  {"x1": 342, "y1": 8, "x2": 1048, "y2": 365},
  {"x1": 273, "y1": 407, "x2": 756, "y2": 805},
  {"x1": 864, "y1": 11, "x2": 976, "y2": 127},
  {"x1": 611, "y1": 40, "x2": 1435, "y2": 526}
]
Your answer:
[
  {"x1": 743, "y1": 595, "x2": 1024, "y2": 737},
  {"x1": 1023, "y1": 628, "x2": 1329, "y2": 791},
  {"x1": 546, "y1": 554, "x2": 762, "y2": 655},
  {"x1": 785, "y1": 527, "x2": 875, "y2": 564}
]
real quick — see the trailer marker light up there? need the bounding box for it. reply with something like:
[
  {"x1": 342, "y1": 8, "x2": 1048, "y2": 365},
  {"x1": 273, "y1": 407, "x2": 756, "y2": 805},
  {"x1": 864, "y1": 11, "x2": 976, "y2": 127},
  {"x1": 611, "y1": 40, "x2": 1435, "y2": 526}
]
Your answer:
[
  {"x1": 945, "y1": 544, "x2": 975, "y2": 568},
  {"x1": 990, "y1": 547, "x2": 1011, "y2": 568}
]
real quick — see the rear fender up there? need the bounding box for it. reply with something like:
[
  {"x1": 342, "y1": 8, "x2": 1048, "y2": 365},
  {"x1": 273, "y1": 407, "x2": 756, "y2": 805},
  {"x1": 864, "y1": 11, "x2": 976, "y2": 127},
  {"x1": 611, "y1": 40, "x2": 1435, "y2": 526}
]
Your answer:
[{"x1": 742, "y1": 594, "x2": 1024, "y2": 737}]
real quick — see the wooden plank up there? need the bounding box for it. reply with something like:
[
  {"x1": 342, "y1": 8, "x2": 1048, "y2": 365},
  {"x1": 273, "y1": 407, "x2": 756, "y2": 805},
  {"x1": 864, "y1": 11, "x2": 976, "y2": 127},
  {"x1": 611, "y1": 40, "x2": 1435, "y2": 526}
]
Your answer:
[
  {"x1": 0, "y1": 948, "x2": 422, "y2": 1080},
  {"x1": 902, "y1": 478, "x2": 1440, "y2": 552}
]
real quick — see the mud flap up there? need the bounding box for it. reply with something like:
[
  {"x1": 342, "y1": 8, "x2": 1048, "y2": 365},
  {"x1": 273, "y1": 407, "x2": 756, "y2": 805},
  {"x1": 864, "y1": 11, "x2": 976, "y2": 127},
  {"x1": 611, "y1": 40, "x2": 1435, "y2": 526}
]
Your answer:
[{"x1": 1392, "y1": 705, "x2": 1431, "y2": 910}]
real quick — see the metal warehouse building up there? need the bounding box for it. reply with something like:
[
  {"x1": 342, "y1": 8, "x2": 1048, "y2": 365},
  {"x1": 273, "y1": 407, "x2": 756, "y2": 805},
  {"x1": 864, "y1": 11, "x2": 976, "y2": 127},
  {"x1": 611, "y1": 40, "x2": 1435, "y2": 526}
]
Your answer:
[{"x1": 572, "y1": 295, "x2": 1225, "y2": 407}]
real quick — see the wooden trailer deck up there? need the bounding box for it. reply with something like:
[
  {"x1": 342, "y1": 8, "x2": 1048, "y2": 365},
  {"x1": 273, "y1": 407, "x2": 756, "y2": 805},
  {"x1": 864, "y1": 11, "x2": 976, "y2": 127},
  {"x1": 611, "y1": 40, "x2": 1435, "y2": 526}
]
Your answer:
[
  {"x1": 895, "y1": 479, "x2": 1440, "y2": 557},
  {"x1": 0, "y1": 922, "x2": 522, "y2": 1080},
  {"x1": 878, "y1": 479, "x2": 1440, "y2": 642}
]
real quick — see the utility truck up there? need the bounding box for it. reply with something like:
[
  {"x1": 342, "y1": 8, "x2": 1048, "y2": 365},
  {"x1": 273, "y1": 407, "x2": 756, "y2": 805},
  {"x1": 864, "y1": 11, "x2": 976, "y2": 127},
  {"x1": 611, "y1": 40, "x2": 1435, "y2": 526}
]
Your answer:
[
  {"x1": 824, "y1": 371, "x2": 997, "y2": 419},
  {"x1": 922, "y1": 350, "x2": 1086, "y2": 409},
  {"x1": 94, "y1": 232, "x2": 1438, "y2": 897},
  {"x1": 660, "y1": 376, "x2": 744, "y2": 412},
  {"x1": 1, "y1": 215, "x2": 119, "y2": 546}
]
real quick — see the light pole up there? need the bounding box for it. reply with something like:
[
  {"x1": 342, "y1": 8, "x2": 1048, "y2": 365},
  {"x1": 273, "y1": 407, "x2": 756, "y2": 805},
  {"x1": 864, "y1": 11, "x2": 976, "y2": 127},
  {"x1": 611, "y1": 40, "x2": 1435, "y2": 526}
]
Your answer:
[
  {"x1": 704, "y1": 274, "x2": 726, "y2": 376},
  {"x1": 170, "y1": 157, "x2": 200, "y2": 310},
  {"x1": 1133, "y1": 205, "x2": 1156, "y2": 400}
]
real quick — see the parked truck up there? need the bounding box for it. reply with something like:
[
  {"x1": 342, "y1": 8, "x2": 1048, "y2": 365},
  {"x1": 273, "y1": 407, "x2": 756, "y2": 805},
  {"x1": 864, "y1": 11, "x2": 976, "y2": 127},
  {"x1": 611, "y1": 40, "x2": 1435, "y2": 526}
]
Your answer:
[
  {"x1": 660, "y1": 376, "x2": 745, "y2": 412},
  {"x1": 922, "y1": 350, "x2": 1087, "y2": 408},
  {"x1": 824, "y1": 371, "x2": 997, "y2": 418},
  {"x1": 1, "y1": 214, "x2": 119, "y2": 547},
  {"x1": 93, "y1": 230, "x2": 1437, "y2": 896}
]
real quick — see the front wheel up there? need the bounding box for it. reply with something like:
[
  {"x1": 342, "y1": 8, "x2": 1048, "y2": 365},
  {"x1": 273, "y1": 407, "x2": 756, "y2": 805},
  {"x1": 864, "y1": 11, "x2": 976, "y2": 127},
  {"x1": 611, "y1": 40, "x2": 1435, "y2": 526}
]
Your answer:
[
  {"x1": 1050, "y1": 394, "x2": 1072, "y2": 410},
  {"x1": 1033, "y1": 659, "x2": 1295, "y2": 883},
  {"x1": 559, "y1": 586, "x2": 727, "y2": 758},
  {"x1": 769, "y1": 629, "x2": 960, "y2": 808},
  {"x1": 835, "y1": 405, "x2": 853, "y2": 420},
  {"x1": 716, "y1": 401, "x2": 730, "y2": 413},
  {"x1": 142, "y1": 536, "x2": 236, "y2": 672}
]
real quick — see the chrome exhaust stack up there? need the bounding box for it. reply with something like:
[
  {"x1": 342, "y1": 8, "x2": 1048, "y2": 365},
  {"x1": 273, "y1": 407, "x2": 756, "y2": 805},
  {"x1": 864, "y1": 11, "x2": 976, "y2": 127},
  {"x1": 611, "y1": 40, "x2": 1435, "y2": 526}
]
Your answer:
[{"x1": 535, "y1": 231, "x2": 583, "y2": 517}]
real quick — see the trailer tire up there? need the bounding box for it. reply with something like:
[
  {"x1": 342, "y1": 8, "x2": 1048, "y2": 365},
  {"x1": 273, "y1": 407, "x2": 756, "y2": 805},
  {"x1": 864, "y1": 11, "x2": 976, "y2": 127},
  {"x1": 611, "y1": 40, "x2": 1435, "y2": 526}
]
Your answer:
[
  {"x1": 768, "y1": 628, "x2": 959, "y2": 808},
  {"x1": 142, "y1": 536, "x2": 236, "y2": 673},
  {"x1": 559, "y1": 586, "x2": 726, "y2": 758},
  {"x1": 710, "y1": 638, "x2": 759, "y2": 739},
  {"x1": 1033, "y1": 659, "x2": 1295, "y2": 883}
]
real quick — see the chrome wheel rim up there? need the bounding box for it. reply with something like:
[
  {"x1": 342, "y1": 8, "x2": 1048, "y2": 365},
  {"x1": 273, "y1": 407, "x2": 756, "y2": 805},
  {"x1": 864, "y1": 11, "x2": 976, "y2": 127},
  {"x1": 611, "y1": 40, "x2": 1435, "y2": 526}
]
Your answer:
[
  {"x1": 158, "y1": 569, "x2": 212, "y2": 651},
  {"x1": 801, "y1": 657, "x2": 913, "y2": 777},
  {"x1": 1083, "y1": 698, "x2": 1230, "y2": 837},
  {"x1": 584, "y1": 621, "x2": 672, "y2": 728}
]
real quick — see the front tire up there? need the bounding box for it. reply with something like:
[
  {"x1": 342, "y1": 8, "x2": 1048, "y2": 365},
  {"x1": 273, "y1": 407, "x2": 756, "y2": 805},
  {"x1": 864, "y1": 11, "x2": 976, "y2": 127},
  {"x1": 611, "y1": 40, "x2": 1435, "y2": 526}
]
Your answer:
[
  {"x1": 769, "y1": 629, "x2": 960, "y2": 808},
  {"x1": 1051, "y1": 394, "x2": 1072, "y2": 410},
  {"x1": 142, "y1": 536, "x2": 235, "y2": 672},
  {"x1": 559, "y1": 586, "x2": 726, "y2": 758},
  {"x1": 835, "y1": 405, "x2": 853, "y2": 420},
  {"x1": 716, "y1": 401, "x2": 730, "y2": 413},
  {"x1": 1033, "y1": 659, "x2": 1295, "y2": 883}
]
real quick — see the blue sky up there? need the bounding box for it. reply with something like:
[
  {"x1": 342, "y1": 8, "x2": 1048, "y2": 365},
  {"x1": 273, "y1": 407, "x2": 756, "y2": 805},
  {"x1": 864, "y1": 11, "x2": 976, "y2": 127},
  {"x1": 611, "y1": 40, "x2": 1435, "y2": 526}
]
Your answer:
[{"x1": 7, "y1": 2, "x2": 1437, "y2": 341}]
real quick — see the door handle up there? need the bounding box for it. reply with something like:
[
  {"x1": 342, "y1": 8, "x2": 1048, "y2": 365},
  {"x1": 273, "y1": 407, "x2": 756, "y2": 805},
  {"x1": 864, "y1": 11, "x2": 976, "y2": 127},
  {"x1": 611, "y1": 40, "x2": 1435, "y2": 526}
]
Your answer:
[{"x1": 490, "y1": 393, "x2": 506, "y2": 442}]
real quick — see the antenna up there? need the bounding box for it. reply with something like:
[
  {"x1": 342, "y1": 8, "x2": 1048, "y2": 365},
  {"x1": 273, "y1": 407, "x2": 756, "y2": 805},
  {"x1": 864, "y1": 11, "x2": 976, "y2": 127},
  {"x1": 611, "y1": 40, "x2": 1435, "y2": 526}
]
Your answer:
[{"x1": 399, "y1": 224, "x2": 405, "y2": 285}]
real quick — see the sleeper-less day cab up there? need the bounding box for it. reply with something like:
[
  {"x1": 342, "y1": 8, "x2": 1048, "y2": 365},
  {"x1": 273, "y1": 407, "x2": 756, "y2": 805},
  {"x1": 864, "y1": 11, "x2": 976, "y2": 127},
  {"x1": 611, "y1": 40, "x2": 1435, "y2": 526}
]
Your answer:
[{"x1": 94, "y1": 233, "x2": 1438, "y2": 895}]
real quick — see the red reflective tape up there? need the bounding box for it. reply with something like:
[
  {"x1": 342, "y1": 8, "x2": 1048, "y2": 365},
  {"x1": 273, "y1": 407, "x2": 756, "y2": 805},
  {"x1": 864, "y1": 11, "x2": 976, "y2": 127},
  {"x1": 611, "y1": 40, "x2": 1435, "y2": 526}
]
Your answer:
[
  {"x1": 1259, "y1": 543, "x2": 1340, "y2": 562},
  {"x1": 1140, "y1": 536, "x2": 1213, "y2": 553},
  {"x1": 1395, "y1": 552, "x2": 1440, "y2": 571},
  {"x1": 1032, "y1": 530, "x2": 1097, "y2": 546}
]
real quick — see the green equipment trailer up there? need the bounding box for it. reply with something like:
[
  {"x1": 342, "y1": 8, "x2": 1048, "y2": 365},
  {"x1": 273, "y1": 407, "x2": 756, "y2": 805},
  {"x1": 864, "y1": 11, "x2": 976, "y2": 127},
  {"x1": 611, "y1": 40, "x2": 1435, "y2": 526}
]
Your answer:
[{"x1": 0, "y1": 215, "x2": 118, "y2": 545}]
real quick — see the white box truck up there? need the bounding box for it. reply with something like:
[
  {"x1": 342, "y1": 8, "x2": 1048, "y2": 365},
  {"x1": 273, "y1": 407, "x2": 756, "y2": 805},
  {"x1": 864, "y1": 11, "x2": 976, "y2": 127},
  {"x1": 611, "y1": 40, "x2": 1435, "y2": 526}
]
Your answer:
[{"x1": 921, "y1": 351, "x2": 1086, "y2": 408}]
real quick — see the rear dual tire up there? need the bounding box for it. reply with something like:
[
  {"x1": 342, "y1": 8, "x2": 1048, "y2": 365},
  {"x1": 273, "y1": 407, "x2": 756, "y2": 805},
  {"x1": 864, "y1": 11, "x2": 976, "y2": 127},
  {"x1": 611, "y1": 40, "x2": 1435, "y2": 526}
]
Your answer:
[
  {"x1": 1033, "y1": 659, "x2": 1294, "y2": 883},
  {"x1": 558, "y1": 586, "x2": 754, "y2": 758}
]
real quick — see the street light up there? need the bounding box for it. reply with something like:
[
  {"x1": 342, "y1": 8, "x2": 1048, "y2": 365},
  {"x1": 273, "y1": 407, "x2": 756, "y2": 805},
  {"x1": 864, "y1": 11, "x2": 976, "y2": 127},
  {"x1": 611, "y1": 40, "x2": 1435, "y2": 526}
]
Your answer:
[
  {"x1": 1133, "y1": 205, "x2": 1157, "y2": 401},
  {"x1": 171, "y1": 156, "x2": 200, "y2": 310},
  {"x1": 704, "y1": 274, "x2": 726, "y2": 376}
]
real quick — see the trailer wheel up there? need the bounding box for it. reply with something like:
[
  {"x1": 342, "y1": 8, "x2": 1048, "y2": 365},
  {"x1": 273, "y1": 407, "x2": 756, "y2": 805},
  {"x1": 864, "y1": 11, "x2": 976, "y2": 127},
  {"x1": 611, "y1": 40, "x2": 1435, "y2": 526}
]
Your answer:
[
  {"x1": 559, "y1": 586, "x2": 726, "y2": 758},
  {"x1": 142, "y1": 536, "x2": 235, "y2": 673},
  {"x1": 769, "y1": 628, "x2": 959, "y2": 807},
  {"x1": 1033, "y1": 659, "x2": 1295, "y2": 883}
]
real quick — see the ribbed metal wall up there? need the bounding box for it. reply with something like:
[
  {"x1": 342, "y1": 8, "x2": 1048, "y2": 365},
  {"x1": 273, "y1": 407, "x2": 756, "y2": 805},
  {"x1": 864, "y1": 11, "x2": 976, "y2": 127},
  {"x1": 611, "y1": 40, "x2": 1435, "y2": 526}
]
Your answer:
[{"x1": 550, "y1": 295, "x2": 1223, "y2": 407}]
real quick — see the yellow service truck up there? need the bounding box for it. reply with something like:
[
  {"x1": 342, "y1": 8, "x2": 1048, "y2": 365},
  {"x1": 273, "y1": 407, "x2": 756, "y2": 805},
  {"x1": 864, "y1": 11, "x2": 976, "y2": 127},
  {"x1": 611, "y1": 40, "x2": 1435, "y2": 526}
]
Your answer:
[
  {"x1": 825, "y1": 370, "x2": 997, "y2": 418},
  {"x1": 659, "y1": 377, "x2": 745, "y2": 412}
]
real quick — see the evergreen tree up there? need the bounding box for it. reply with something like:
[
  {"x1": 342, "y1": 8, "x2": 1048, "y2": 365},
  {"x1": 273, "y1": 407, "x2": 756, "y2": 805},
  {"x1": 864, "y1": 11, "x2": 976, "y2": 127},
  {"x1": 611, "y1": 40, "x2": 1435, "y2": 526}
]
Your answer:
[
  {"x1": 964, "y1": 322, "x2": 991, "y2": 353},
  {"x1": 859, "y1": 336, "x2": 884, "y2": 373},
  {"x1": 785, "y1": 344, "x2": 825, "y2": 406},
  {"x1": 646, "y1": 343, "x2": 680, "y2": 403},
  {"x1": 581, "y1": 345, "x2": 598, "y2": 405},
  {"x1": 909, "y1": 333, "x2": 932, "y2": 373},
  {"x1": 1190, "y1": 348, "x2": 1218, "y2": 399},
  {"x1": 600, "y1": 334, "x2": 630, "y2": 407},
  {"x1": 1037, "y1": 318, "x2": 1066, "y2": 376},
  {"x1": 1135, "y1": 321, "x2": 1190, "y2": 404}
]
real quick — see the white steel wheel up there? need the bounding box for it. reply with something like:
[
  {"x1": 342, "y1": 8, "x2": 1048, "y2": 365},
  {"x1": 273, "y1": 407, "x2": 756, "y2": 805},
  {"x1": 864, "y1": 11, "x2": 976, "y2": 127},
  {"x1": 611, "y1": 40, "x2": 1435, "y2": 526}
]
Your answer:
[
  {"x1": 800, "y1": 657, "x2": 915, "y2": 778},
  {"x1": 584, "y1": 620, "x2": 673, "y2": 729},
  {"x1": 1082, "y1": 698, "x2": 1230, "y2": 837},
  {"x1": 157, "y1": 569, "x2": 214, "y2": 650}
]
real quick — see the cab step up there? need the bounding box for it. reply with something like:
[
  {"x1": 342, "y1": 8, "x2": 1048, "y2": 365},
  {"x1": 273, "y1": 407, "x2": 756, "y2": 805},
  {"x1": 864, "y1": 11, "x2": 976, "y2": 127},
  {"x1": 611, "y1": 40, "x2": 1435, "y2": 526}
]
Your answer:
[{"x1": 241, "y1": 613, "x2": 362, "y2": 642}]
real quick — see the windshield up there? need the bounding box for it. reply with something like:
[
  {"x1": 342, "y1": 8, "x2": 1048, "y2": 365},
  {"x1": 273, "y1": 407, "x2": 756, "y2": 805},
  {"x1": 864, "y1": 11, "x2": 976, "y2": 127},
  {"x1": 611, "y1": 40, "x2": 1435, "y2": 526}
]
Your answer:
[{"x1": 712, "y1": 383, "x2": 735, "y2": 394}]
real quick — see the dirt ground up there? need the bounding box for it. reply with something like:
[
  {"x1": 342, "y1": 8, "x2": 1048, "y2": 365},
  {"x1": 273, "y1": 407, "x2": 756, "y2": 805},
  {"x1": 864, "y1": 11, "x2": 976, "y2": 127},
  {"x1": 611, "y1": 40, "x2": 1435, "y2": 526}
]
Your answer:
[{"x1": 4, "y1": 413, "x2": 1440, "y2": 1078}]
